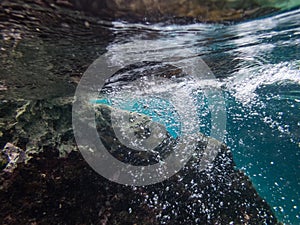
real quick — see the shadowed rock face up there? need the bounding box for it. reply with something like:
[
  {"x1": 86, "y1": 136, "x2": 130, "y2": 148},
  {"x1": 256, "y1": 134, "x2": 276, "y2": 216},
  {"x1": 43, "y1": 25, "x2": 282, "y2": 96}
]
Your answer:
[
  {"x1": 3, "y1": 0, "x2": 298, "y2": 24},
  {"x1": 0, "y1": 101, "x2": 280, "y2": 224},
  {"x1": 69, "y1": 0, "x2": 299, "y2": 22}
]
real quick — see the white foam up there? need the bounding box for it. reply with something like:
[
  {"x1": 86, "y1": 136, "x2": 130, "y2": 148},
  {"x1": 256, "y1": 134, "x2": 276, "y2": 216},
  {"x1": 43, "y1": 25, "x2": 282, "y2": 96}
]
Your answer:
[{"x1": 225, "y1": 61, "x2": 300, "y2": 105}]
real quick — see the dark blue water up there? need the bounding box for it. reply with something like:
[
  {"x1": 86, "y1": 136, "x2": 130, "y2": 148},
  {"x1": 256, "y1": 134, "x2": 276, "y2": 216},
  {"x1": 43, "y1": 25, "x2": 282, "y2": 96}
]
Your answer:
[
  {"x1": 225, "y1": 84, "x2": 300, "y2": 224},
  {"x1": 97, "y1": 8, "x2": 300, "y2": 224}
]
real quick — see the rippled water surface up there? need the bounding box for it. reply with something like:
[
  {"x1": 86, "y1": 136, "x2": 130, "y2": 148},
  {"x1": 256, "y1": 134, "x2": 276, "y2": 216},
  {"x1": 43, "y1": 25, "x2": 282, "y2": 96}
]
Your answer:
[{"x1": 1, "y1": 3, "x2": 299, "y2": 224}]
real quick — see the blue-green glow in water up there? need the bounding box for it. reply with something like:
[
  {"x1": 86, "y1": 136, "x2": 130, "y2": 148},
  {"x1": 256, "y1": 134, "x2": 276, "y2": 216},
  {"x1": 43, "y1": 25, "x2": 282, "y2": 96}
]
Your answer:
[
  {"x1": 96, "y1": 79, "x2": 299, "y2": 224},
  {"x1": 94, "y1": 90, "x2": 212, "y2": 139},
  {"x1": 95, "y1": 8, "x2": 300, "y2": 224}
]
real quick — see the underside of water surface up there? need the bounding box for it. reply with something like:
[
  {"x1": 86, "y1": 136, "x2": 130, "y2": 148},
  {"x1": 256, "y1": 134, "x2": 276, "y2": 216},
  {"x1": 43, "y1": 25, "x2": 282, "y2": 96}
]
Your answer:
[{"x1": 0, "y1": 0, "x2": 299, "y2": 224}]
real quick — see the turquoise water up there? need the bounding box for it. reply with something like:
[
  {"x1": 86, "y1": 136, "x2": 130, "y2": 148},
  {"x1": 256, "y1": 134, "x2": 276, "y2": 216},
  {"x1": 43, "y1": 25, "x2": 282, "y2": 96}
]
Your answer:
[
  {"x1": 96, "y1": 79, "x2": 299, "y2": 224},
  {"x1": 1, "y1": 1, "x2": 299, "y2": 223},
  {"x1": 97, "y1": 80, "x2": 300, "y2": 224},
  {"x1": 96, "y1": 8, "x2": 300, "y2": 224}
]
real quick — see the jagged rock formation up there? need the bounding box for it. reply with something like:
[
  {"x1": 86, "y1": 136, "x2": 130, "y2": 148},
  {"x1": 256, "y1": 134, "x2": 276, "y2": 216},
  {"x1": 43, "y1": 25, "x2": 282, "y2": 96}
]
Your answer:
[{"x1": 0, "y1": 102, "x2": 280, "y2": 224}]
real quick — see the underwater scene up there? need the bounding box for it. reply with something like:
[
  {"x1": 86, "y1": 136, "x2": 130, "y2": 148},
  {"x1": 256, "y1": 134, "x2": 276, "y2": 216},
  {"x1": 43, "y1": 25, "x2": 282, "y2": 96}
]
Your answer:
[{"x1": 0, "y1": 0, "x2": 299, "y2": 224}]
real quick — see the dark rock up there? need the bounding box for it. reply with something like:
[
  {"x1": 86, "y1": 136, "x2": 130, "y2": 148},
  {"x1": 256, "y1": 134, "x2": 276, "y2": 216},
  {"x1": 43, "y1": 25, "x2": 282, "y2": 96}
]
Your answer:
[
  {"x1": 69, "y1": 0, "x2": 283, "y2": 23},
  {"x1": 95, "y1": 104, "x2": 175, "y2": 166},
  {"x1": 2, "y1": 0, "x2": 298, "y2": 25},
  {"x1": 0, "y1": 98, "x2": 75, "y2": 157},
  {"x1": 95, "y1": 104, "x2": 280, "y2": 224},
  {"x1": 0, "y1": 47, "x2": 281, "y2": 222},
  {"x1": 0, "y1": 150, "x2": 157, "y2": 225},
  {"x1": 0, "y1": 151, "x2": 8, "y2": 171},
  {"x1": 0, "y1": 99, "x2": 280, "y2": 224}
]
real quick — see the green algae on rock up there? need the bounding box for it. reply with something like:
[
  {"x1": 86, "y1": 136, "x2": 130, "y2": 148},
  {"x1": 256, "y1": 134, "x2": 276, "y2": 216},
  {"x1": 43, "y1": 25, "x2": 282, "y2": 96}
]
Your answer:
[{"x1": 0, "y1": 98, "x2": 75, "y2": 157}]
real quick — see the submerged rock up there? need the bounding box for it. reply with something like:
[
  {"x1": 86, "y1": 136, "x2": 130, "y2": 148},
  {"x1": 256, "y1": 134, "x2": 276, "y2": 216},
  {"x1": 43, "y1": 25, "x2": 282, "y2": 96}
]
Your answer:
[
  {"x1": 0, "y1": 100, "x2": 280, "y2": 224},
  {"x1": 70, "y1": 0, "x2": 300, "y2": 22},
  {"x1": 0, "y1": 49, "x2": 281, "y2": 223},
  {"x1": 0, "y1": 149, "x2": 158, "y2": 225},
  {"x1": 94, "y1": 104, "x2": 280, "y2": 224},
  {"x1": 0, "y1": 151, "x2": 8, "y2": 171},
  {"x1": 0, "y1": 148, "x2": 280, "y2": 224},
  {"x1": 0, "y1": 98, "x2": 74, "y2": 157},
  {"x1": 94, "y1": 103, "x2": 175, "y2": 166}
]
